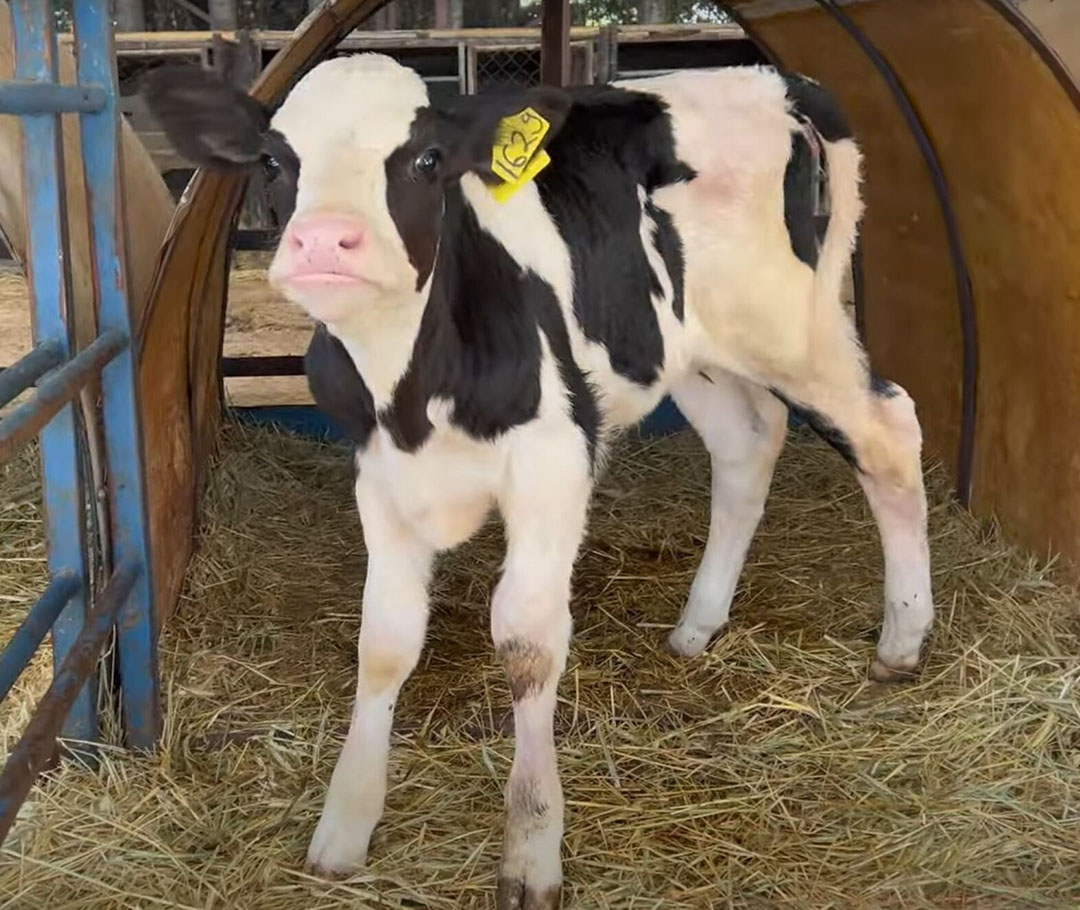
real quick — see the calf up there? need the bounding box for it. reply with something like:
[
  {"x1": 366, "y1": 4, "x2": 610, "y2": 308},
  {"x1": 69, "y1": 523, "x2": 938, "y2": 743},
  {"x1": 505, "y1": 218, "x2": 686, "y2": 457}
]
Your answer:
[{"x1": 144, "y1": 54, "x2": 934, "y2": 907}]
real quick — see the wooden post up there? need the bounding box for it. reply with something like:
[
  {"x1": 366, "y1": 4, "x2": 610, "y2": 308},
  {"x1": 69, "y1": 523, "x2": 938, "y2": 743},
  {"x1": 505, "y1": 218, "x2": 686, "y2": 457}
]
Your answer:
[
  {"x1": 208, "y1": 0, "x2": 238, "y2": 31},
  {"x1": 597, "y1": 24, "x2": 618, "y2": 83},
  {"x1": 115, "y1": 0, "x2": 146, "y2": 32},
  {"x1": 540, "y1": 0, "x2": 570, "y2": 86},
  {"x1": 434, "y1": 0, "x2": 450, "y2": 28}
]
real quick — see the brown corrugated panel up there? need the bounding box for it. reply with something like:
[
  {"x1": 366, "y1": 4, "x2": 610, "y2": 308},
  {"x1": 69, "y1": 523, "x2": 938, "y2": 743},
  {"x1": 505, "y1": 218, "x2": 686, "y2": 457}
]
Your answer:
[
  {"x1": 842, "y1": 0, "x2": 1080, "y2": 575},
  {"x1": 726, "y1": 0, "x2": 965, "y2": 485},
  {"x1": 138, "y1": 0, "x2": 388, "y2": 621}
]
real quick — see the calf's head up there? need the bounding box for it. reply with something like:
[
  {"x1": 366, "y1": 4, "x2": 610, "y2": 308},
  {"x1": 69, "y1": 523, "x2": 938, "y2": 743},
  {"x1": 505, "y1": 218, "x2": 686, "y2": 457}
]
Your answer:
[{"x1": 143, "y1": 54, "x2": 569, "y2": 326}]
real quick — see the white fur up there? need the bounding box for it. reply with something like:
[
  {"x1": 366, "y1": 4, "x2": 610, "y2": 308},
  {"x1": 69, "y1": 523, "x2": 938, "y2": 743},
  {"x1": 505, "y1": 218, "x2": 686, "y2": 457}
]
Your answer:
[{"x1": 261, "y1": 55, "x2": 934, "y2": 898}]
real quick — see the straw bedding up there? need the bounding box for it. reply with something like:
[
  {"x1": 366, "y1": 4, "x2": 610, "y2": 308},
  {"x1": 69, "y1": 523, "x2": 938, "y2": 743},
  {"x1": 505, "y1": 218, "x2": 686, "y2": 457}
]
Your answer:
[{"x1": 1, "y1": 418, "x2": 1078, "y2": 908}]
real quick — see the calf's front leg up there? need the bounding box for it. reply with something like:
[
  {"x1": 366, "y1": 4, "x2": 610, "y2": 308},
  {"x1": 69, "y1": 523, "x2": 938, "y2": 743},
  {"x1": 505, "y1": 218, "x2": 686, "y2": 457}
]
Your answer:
[
  {"x1": 492, "y1": 430, "x2": 591, "y2": 910},
  {"x1": 307, "y1": 472, "x2": 434, "y2": 875}
]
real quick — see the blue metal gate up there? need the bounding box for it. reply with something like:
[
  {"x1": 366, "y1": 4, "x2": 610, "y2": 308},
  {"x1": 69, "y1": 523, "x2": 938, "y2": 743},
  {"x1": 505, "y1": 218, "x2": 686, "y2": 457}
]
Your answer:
[{"x1": 0, "y1": 0, "x2": 158, "y2": 841}]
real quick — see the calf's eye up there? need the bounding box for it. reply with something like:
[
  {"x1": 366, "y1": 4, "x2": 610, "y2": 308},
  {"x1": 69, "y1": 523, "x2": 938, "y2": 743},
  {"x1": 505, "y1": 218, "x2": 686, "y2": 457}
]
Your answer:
[
  {"x1": 414, "y1": 148, "x2": 441, "y2": 175},
  {"x1": 263, "y1": 155, "x2": 281, "y2": 178}
]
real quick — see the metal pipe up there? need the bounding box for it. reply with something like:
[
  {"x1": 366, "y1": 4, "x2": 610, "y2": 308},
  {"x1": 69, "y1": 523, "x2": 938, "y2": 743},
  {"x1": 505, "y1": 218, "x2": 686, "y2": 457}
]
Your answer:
[
  {"x1": 0, "y1": 80, "x2": 107, "y2": 114},
  {"x1": 0, "y1": 329, "x2": 126, "y2": 463},
  {"x1": 73, "y1": 0, "x2": 161, "y2": 751},
  {"x1": 0, "y1": 340, "x2": 63, "y2": 409},
  {"x1": 0, "y1": 572, "x2": 79, "y2": 703},
  {"x1": 11, "y1": 0, "x2": 98, "y2": 748},
  {"x1": 0, "y1": 559, "x2": 140, "y2": 843}
]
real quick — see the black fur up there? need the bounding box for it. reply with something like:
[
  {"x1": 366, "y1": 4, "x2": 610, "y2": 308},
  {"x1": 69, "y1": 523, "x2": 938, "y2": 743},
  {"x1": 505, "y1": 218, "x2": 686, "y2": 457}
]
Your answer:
[
  {"x1": 870, "y1": 372, "x2": 900, "y2": 398},
  {"x1": 262, "y1": 129, "x2": 300, "y2": 226},
  {"x1": 645, "y1": 199, "x2": 686, "y2": 322},
  {"x1": 378, "y1": 186, "x2": 544, "y2": 451},
  {"x1": 783, "y1": 131, "x2": 821, "y2": 269},
  {"x1": 782, "y1": 73, "x2": 851, "y2": 271},
  {"x1": 305, "y1": 324, "x2": 376, "y2": 447},
  {"x1": 533, "y1": 290, "x2": 601, "y2": 467},
  {"x1": 782, "y1": 74, "x2": 853, "y2": 142},
  {"x1": 536, "y1": 87, "x2": 695, "y2": 386},
  {"x1": 770, "y1": 387, "x2": 859, "y2": 469}
]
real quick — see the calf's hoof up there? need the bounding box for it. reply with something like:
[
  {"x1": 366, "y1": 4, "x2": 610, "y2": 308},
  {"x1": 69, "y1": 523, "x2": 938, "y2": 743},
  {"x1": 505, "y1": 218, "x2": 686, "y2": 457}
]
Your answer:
[
  {"x1": 869, "y1": 657, "x2": 919, "y2": 684},
  {"x1": 305, "y1": 807, "x2": 375, "y2": 877},
  {"x1": 666, "y1": 621, "x2": 723, "y2": 659},
  {"x1": 497, "y1": 876, "x2": 561, "y2": 910}
]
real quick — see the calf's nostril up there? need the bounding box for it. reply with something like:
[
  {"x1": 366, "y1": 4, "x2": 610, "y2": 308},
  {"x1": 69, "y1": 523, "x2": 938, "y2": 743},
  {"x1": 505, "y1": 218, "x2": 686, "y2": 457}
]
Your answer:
[{"x1": 338, "y1": 233, "x2": 362, "y2": 251}]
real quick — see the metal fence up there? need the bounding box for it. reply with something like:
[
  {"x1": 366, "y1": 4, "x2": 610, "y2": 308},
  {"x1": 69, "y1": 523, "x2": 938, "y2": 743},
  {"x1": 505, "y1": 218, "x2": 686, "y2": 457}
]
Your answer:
[{"x1": 0, "y1": 0, "x2": 158, "y2": 844}]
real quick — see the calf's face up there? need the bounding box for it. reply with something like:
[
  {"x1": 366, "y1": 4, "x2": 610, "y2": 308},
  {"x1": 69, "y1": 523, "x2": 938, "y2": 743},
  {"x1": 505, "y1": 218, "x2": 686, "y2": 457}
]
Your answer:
[{"x1": 143, "y1": 54, "x2": 569, "y2": 326}]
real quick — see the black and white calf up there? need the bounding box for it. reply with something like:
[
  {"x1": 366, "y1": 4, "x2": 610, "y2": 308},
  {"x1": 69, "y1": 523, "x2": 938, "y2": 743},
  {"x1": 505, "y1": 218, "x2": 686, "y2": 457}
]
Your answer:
[{"x1": 144, "y1": 54, "x2": 934, "y2": 907}]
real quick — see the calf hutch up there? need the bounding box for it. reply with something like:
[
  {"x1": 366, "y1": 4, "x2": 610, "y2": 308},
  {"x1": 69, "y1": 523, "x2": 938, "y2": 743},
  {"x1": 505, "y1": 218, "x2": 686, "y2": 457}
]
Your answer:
[{"x1": 0, "y1": 0, "x2": 1078, "y2": 907}]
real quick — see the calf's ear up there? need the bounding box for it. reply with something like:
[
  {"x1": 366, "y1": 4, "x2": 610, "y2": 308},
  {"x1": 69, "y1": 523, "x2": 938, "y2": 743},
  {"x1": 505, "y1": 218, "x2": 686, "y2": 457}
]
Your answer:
[
  {"x1": 140, "y1": 64, "x2": 271, "y2": 173},
  {"x1": 443, "y1": 87, "x2": 572, "y2": 182}
]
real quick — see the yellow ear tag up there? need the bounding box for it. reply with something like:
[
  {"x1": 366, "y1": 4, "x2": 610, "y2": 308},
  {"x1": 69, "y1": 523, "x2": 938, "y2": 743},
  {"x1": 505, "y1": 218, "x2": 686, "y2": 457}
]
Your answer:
[{"x1": 489, "y1": 107, "x2": 552, "y2": 203}]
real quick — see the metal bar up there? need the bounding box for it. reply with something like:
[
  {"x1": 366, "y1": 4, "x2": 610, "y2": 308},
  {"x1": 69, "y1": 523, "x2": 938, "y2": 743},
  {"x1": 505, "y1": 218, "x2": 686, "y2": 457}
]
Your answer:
[
  {"x1": 0, "y1": 560, "x2": 140, "y2": 843},
  {"x1": 10, "y1": 0, "x2": 97, "y2": 745},
  {"x1": 73, "y1": 0, "x2": 161, "y2": 751},
  {"x1": 812, "y1": 0, "x2": 978, "y2": 508},
  {"x1": 222, "y1": 355, "x2": 304, "y2": 378},
  {"x1": 0, "y1": 329, "x2": 126, "y2": 463},
  {"x1": 0, "y1": 340, "x2": 62, "y2": 409},
  {"x1": 540, "y1": 0, "x2": 571, "y2": 86},
  {"x1": 0, "y1": 80, "x2": 106, "y2": 114},
  {"x1": 0, "y1": 572, "x2": 79, "y2": 704}
]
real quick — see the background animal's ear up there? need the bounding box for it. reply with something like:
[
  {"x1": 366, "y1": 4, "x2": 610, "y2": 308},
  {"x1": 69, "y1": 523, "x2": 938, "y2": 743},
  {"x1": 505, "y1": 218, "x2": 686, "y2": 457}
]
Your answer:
[
  {"x1": 442, "y1": 87, "x2": 572, "y2": 182},
  {"x1": 140, "y1": 64, "x2": 271, "y2": 172}
]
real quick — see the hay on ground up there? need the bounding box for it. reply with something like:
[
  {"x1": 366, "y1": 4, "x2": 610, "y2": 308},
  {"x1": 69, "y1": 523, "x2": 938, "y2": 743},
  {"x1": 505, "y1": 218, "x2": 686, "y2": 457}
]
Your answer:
[{"x1": 1, "y1": 421, "x2": 1078, "y2": 909}]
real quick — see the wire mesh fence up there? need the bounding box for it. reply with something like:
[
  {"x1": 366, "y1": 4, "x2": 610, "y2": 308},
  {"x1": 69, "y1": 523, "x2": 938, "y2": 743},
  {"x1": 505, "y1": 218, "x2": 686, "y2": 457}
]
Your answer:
[{"x1": 474, "y1": 46, "x2": 542, "y2": 90}]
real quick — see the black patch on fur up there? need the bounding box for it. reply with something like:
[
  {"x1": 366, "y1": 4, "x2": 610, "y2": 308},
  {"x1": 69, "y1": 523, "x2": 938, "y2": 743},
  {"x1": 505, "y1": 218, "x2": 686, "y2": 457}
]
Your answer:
[
  {"x1": 644, "y1": 199, "x2": 686, "y2": 322},
  {"x1": 304, "y1": 323, "x2": 376, "y2": 448},
  {"x1": 262, "y1": 128, "x2": 300, "y2": 227},
  {"x1": 770, "y1": 387, "x2": 859, "y2": 469},
  {"x1": 782, "y1": 74, "x2": 853, "y2": 142},
  {"x1": 384, "y1": 141, "x2": 445, "y2": 290},
  {"x1": 870, "y1": 372, "x2": 900, "y2": 398},
  {"x1": 378, "y1": 185, "x2": 544, "y2": 451},
  {"x1": 783, "y1": 131, "x2": 820, "y2": 269},
  {"x1": 533, "y1": 289, "x2": 601, "y2": 467},
  {"x1": 535, "y1": 86, "x2": 695, "y2": 386}
]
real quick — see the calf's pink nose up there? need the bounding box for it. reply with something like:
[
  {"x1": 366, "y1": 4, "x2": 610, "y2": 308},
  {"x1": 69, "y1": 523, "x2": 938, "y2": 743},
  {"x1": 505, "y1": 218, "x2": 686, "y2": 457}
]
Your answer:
[{"x1": 286, "y1": 214, "x2": 366, "y2": 255}]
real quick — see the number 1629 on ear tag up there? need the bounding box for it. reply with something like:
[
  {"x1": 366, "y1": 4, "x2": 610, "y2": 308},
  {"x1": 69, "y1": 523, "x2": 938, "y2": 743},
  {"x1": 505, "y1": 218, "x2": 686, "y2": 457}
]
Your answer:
[{"x1": 490, "y1": 107, "x2": 551, "y2": 198}]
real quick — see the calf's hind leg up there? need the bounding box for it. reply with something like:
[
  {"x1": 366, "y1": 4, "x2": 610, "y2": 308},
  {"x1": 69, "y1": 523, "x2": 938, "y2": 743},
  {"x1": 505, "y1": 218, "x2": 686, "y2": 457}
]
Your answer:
[
  {"x1": 667, "y1": 370, "x2": 788, "y2": 657},
  {"x1": 775, "y1": 369, "x2": 934, "y2": 682}
]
